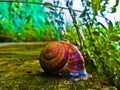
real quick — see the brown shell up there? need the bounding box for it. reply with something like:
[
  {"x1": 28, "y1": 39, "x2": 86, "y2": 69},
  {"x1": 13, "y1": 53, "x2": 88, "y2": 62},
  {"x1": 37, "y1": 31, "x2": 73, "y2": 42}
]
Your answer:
[{"x1": 39, "y1": 41, "x2": 85, "y2": 75}]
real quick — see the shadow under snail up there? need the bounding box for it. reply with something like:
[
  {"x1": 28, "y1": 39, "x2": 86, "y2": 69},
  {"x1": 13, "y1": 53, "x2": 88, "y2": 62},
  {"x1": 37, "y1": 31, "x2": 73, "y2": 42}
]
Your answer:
[{"x1": 39, "y1": 41, "x2": 88, "y2": 80}]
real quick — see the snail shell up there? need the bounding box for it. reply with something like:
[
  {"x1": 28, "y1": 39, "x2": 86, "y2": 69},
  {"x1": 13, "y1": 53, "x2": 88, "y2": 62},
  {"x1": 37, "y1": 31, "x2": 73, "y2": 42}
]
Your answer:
[{"x1": 39, "y1": 41, "x2": 85, "y2": 75}]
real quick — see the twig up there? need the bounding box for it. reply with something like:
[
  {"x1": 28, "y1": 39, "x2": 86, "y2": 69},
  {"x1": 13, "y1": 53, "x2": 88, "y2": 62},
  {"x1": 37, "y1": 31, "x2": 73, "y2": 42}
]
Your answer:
[
  {"x1": 66, "y1": 5, "x2": 83, "y2": 48},
  {"x1": 0, "y1": 0, "x2": 106, "y2": 18}
]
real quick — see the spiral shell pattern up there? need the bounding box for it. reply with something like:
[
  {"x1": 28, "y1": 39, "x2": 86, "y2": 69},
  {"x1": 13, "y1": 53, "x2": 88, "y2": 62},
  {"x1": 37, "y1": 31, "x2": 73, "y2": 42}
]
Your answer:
[{"x1": 39, "y1": 41, "x2": 85, "y2": 75}]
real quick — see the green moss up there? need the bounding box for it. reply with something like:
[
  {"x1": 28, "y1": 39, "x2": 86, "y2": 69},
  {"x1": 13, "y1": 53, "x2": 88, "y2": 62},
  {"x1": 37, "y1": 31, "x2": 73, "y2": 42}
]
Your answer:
[{"x1": 0, "y1": 42, "x2": 117, "y2": 90}]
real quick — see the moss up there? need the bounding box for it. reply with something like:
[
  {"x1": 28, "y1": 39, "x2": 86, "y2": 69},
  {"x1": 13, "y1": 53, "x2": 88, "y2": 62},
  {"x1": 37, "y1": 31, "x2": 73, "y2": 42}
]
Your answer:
[{"x1": 0, "y1": 42, "x2": 117, "y2": 90}]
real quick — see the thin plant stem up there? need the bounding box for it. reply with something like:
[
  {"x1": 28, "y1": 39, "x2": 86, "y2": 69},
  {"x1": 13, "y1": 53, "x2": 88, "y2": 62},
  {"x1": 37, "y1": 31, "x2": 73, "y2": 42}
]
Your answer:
[{"x1": 67, "y1": 6, "x2": 83, "y2": 48}]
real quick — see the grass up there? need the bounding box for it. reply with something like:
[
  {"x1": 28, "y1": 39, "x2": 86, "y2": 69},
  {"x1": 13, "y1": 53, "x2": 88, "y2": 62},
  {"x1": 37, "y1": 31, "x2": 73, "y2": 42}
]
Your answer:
[{"x1": 0, "y1": 42, "x2": 117, "y2": 90}]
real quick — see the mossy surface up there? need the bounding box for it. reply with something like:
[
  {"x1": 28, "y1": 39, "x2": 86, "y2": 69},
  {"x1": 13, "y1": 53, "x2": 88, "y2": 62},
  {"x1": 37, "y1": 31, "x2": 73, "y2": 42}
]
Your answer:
[{"x1": 0, "y1": 42, "x2": 117, "y2": 90}]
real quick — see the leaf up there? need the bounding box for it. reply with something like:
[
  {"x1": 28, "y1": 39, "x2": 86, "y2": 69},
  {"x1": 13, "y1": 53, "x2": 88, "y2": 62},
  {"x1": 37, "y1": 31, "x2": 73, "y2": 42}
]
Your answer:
[
  {"x1": 101, "y1": 6, "x2": 105, "y2": 12},
  {"x1": 86, "y1": 1, "x2": 91, "y2": 6},
  {"x1": 108, "y1": 44, "x2": 115, "y2": 50},
  {"x1": 79, "y1": 8, "x2": 87, "y2": 18},
  {"x1": 99, "y1": 29, "x2": 108, "y2": 38},
  {"x1": 111, "y1": 0, "x2": 119, "y2": 13},
  {"x1": 92, "y1": 31, "x2": 99, "y2": 36},
  {"x1": 109, "y1": 34, "x2": 120, "y2": 41},
  {"x1": 115, "y1": 0, "x2": 119, "y2": 6},
  {"x1": 108, "y1": 20, "x2": 113, "y2": 32},
  {"x1": 98, "y1": 22, "x2": 107, "y2": 30},
  {"x1": 111, "y1": 7, "x2": 116, "y2": 13},
  {"x1": 91, "y1": 1, "x2": 100, "y2": 15},
  {"x1": 44, "y1": 2, "x2": 53, "y2": 7}
]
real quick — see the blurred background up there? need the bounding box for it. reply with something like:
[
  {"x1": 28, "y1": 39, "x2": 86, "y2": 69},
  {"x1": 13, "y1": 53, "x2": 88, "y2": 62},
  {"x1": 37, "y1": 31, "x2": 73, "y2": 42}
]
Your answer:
[{"x1": 0, "y1": 0, "x2": 119, "y2": 42}]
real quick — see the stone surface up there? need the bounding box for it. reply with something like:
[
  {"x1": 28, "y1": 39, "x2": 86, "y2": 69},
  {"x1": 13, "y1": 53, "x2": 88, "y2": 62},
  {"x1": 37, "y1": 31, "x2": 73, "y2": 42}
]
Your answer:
[{"x1": 0, "y1": 42, "x2": 117, "y2": 90}]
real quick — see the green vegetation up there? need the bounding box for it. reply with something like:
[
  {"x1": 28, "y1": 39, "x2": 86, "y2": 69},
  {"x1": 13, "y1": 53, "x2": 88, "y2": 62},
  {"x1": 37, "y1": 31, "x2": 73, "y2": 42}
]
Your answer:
[
  {"x1": 0, "y1": 0, "x2": 120, "y2": 89},
  {"x1": 0, "y1": 0, "x2": 57, "y2": 41}
]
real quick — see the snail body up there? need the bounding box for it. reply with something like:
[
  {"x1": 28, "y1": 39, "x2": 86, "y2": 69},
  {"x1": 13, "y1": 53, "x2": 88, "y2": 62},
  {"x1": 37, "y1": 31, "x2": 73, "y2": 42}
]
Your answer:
[{"x1": 39, "y1": 41, "x2": 87, "y2": 77}]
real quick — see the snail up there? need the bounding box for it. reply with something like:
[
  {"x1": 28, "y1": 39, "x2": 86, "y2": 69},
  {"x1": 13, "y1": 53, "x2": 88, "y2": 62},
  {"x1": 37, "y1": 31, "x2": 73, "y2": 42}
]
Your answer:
[{"x1": 39, "y1": 41, "x2": 88, "y2": 80}]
